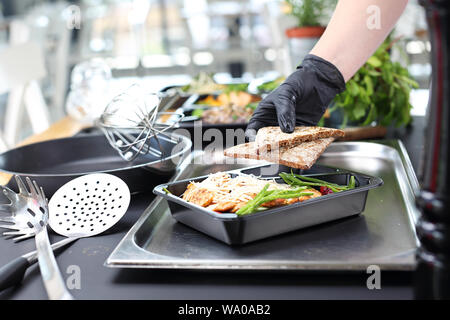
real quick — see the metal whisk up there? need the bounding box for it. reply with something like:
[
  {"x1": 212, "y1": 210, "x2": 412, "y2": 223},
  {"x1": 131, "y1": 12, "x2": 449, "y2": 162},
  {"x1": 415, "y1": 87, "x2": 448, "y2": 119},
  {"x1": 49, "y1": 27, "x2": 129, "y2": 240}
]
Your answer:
[{"x1": 96, "y1": 84, "x2": 183, "y2": 161}]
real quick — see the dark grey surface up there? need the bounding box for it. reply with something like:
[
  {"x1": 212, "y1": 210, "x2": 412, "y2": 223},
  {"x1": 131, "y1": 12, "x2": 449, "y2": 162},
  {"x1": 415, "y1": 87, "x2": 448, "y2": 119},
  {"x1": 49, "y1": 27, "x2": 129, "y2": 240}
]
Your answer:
[{"x1": 0, "y1": 117, "x2": 424, "y2": 300}]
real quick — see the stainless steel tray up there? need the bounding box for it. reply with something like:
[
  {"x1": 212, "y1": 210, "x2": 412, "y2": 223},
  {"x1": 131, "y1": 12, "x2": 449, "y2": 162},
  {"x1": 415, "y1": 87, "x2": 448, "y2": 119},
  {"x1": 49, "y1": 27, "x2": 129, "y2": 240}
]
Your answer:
[{"x1": 105, "y1": 140, "x2": 420, "y2": 271}]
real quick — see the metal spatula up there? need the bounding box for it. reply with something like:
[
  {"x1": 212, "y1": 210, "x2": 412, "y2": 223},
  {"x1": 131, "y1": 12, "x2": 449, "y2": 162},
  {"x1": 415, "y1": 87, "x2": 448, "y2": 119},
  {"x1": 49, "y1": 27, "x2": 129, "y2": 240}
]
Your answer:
[{"x1": 0, "y1": 173, "x2": 130, "y2": 293}]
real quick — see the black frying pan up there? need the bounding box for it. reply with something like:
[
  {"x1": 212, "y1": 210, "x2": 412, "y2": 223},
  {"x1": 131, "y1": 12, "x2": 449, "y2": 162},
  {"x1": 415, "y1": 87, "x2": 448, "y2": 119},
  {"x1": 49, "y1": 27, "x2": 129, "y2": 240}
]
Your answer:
[{"x1": 0, "y1": 133, "x2": 191, "y2": 196}]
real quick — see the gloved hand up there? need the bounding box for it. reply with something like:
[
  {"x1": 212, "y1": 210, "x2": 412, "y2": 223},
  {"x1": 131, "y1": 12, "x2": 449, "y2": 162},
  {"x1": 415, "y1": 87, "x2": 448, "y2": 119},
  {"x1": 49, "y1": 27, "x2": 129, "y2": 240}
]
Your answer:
[{"x1": 245, "y1": 54, "x2": 346, "y2": 141}]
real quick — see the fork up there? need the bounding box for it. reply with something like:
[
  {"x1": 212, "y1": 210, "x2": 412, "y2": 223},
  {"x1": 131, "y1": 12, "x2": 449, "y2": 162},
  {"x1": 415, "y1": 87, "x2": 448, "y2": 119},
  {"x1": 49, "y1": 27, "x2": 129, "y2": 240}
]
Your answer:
[{"x1": 0, "y1": 176, "x2": 73, "y2": 300}]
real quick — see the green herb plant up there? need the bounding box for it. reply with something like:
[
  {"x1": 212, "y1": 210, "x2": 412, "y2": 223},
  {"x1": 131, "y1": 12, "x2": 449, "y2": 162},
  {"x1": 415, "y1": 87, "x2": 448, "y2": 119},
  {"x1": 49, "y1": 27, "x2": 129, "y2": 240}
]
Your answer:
[
  {"x1": 329, "y1": 37, "x2": 419, "y2": 128},
  {"x1": 286, "y1": 0, "x2": 336, "y2": 27}
]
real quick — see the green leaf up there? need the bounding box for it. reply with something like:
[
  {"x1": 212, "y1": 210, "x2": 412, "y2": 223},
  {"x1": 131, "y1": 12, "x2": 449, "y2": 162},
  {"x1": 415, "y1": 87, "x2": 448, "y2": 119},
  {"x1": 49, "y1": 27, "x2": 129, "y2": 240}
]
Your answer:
[
  {"x1": 340, "y1": 113, "x2": 349, "y2": 128},
  {"x1": 362, "y1": 103, "x2": 376, "y2": 126},
  {"x1": 359, "y1": 88, "x2": 371, "y2": 104},
  {"x1": 389, "y1": 85, "x2": 395, "y2": 98},
  {"x1": 364, "y1": 75, "x2": 374, "y2": 96},
  {"x1": 367, "y1": 56, "x2": 382, "y2": 67},
  {"x1": 381, "y1": 102, "x2": 395, "y2": 126},
  {"x1": 396, "y1": 74, "x2": 419, "y2": 88},
  {"x1": 352, "y1": 101, "x2": 366, "y2": 120},
  {"x1": 348, "y1": 81, "x2": 360, "y2": 96},
  {"x1": 343, "y1": 92, "x2": 353, "y2": 106},
  {"x1": 367, "y1": 70, "x2": 382, "y2": 77}
]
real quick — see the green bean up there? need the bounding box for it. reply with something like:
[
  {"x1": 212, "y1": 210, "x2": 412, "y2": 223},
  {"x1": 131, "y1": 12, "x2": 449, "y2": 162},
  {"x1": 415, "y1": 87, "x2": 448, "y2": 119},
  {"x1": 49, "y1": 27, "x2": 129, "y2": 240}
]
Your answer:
[
  {"x1": 294, "y1": 174, "x2": 344, "y2": 188},
  {"x1": 255, "y1": 192, "x2": 314, "y2": 207},
  {"x1": 235, "y1": 183, "x2": 270, "y2": 215},
  {"x1": 348, "y1": 175, "x2": 356, "y2": 189},
  {"x1": 281, "y1": 173, "x2": 342, "y2": 192},
  {"x1": 279, "y1": 172, "x2": 302, "y2": 185},
  {"x1": 294, "y1": 174, "x2": 348, "y2": 191},
  {"x1": 237, "y1": 188, "x2": 314, "y2": 216},
  {"x1": 280, "y1": 172, "x2": 354, "y2": 193}
]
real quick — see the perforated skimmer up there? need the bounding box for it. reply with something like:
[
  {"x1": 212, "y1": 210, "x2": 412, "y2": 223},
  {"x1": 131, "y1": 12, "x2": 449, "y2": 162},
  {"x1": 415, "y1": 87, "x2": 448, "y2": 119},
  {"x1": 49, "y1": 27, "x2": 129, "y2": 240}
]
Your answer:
[{"x1": 48, "y1": 173, "x2": 130, "y2": 238}]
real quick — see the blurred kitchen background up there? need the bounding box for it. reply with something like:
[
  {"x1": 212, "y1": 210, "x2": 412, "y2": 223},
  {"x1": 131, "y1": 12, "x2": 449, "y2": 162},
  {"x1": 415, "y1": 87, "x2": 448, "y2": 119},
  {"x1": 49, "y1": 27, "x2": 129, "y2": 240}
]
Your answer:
[{"x1": 0, "y1": 0, "x2": 431, "y2": 147}]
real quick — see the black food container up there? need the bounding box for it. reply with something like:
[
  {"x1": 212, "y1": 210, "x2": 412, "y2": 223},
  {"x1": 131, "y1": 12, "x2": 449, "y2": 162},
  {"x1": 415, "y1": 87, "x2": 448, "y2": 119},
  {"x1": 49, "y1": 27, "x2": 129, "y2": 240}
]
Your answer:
[{"x1": 153, "y1": 164, "x2": 383, "y2": 245}]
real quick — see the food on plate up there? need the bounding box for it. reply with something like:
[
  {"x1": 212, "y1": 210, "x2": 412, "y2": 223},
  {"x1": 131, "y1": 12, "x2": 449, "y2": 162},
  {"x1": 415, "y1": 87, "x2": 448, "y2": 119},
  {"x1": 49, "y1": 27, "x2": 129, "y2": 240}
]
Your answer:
[
  {"x1": 193, "y1": 90, "x2": 261, "y2": 124},
  {"x1": 181, "y1": 172, "x2": 355, "y2": 216},
  {"x1": 196, "y1": 90, "x2": 256, "y2": 107},
  {"x1": 223, "y1": 137, "x2": 335, "y2": 170},
  {"x1": 196, "y1": 95, "x2": 224, "y2": 107},
  {"x1": 180, "y1": 76, "x2": 262, "y2": 124},
  {"x1": 180, "y1": 72, "x2": 226, "y2": 94},
  {"x1": 255, "y1": 126, "x2": 345, "y2": 152},
  {"x1": 200, "y1": 104, "x2": 255, "y2": 124}
]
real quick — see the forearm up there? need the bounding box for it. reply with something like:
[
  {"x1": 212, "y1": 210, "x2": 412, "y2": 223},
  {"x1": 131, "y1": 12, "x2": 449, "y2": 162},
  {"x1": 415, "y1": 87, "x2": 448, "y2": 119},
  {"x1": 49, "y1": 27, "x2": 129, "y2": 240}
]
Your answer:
[{"x1": 310, "y1": 0, "x2": 409, "y2": 81}]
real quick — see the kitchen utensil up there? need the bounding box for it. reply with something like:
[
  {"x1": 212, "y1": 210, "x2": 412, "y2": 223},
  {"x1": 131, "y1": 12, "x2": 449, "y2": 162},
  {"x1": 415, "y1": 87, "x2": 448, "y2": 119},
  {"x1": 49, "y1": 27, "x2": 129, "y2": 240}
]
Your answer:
[
  {"x1": 154, "y1": 165, "x2": 383, "y2": 245},
  {"x1": 0, "y1": 173, "x2": 130, "y2": 291},
  {"x1": 106, "y1": 141, "x2": 418, "y2": 271},
  {"x1": 97, "y1": 84, "x2": 184, "y2": 161},
  {"x1": 0, "y1": 237, "x2": 75, "y2": 291},
  {"x1": 0, "y1": 132, "x2": 192, "y2": 196},
  {"x1": 48, "y1": 173, "x2": 130, "y2": 238},
  {"x1": 0, "y1": 176, "x2": 73, "y2": 300}
]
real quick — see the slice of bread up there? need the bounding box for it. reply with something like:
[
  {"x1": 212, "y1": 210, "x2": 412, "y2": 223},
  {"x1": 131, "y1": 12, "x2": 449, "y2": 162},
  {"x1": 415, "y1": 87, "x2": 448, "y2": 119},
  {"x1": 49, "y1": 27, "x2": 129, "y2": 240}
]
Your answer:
[
  {"x1": 223, "y1": 143, "x2": 260, "y2": 160},
  {"x1": 255, "y1": 126, "x2": 344, "y2": 152},
  {"x1": 223, "y1": 137, "x2": 335, "y2": 169}
]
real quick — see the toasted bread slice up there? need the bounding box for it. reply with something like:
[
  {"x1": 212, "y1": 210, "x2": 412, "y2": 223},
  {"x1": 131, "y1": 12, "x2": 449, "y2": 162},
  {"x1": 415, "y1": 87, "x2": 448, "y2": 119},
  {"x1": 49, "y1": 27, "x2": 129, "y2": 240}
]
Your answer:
[
  {"x1": 255, "y1": 126, "x2": 344, "y2": 152},
  {"x1": 224, "y1": 137, "x2": 335, "y2": 169},
  {"x1": 223, "y1": 143, "x2": 260, "y2": 160}
]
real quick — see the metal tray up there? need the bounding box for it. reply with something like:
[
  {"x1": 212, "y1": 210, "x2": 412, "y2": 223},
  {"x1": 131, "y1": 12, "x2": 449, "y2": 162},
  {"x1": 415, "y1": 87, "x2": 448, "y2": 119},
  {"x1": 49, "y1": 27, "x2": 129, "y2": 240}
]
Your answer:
[
  {"x1": 106, "y1": 140, "x2": 420, "y2": 271},
  {"x1": 153, "y1": 166, "x2": 383, "y2": 245}
]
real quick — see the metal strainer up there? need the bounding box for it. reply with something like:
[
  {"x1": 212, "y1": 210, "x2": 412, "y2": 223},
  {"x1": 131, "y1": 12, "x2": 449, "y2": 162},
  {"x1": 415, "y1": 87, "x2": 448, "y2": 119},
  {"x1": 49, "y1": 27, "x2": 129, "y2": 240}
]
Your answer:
[{"x1": 48, "y1": 173, "x2": 130, "y2": 238}]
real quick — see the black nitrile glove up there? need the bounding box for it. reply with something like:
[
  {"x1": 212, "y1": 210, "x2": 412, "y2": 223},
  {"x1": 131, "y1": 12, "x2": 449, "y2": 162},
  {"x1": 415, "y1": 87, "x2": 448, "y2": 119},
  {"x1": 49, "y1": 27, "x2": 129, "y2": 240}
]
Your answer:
[{"x1": 245, "y1": 54, "x2": 346, "y2": 141}]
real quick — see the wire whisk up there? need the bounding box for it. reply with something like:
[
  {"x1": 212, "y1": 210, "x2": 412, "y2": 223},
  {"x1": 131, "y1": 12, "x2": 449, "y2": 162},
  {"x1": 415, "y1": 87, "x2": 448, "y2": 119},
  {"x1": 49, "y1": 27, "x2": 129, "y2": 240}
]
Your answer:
[{"x1": 96, "y1": 84, "x2": 183, "y2": 161}]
